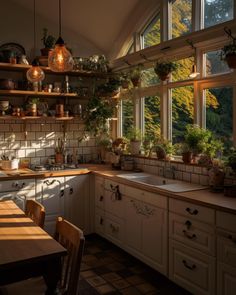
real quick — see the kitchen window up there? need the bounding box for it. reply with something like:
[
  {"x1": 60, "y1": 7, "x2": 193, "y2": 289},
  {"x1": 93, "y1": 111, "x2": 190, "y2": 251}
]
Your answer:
[
  {"x1": 203, "y1": 0, "x2": 234, "y2": 28},
  {"x1": 143, "y1": 95, "x2": 161, "y2": 139},
  {"x1": 141, "y1": 14, "x2": 161, "y2": 49},
  {"x1": 204, "y1": 49, "x2": 231, "y2": 76},
  {"x1": 121, "y1": 98, "x2": 134, "y2": 138},
  {"x1": 204, "y1": 86, "x2": 233, "y2": 151}
]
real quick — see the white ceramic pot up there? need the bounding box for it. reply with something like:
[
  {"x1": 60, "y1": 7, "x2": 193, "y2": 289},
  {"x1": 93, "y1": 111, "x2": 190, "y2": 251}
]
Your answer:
[{"x1": 1, "y1": 159, "x2": 19, "y2": 170}]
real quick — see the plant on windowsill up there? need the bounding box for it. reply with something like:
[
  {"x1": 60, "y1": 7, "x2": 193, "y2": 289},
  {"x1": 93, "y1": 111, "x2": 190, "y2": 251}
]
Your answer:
[
  {"x1": 221, "y1": 27, "x2": 236, "y2": 69},
  {"x1": 27, "y1": 97, "x2": 40, "y2": 116},
  {"x1": 126, "y1": 127, "x2": 142, "y2": 155},
  {"x1": 96, "y1": 76, "x2": 122, "y2": 97},
  {"x1": 155, "y1": 139, "x2": 175, "y2": 160},
  {"x1": 154, "y1": 61, "x2": 178, "y2": 81},
  {"x1": 227, "y1": 148, "x2": 236, "y2": 173}
]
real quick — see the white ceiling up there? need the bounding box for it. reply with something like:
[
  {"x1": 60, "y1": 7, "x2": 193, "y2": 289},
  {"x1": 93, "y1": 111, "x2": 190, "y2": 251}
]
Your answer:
[{"x1": 9, "y1": 0, "x2": 159, "y2": 59}]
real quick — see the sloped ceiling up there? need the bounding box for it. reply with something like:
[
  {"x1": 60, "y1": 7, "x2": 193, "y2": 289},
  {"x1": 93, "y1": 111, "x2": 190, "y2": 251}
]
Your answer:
[{"x1": 9, "y1": 0, "x2": 159, "y2": 59}]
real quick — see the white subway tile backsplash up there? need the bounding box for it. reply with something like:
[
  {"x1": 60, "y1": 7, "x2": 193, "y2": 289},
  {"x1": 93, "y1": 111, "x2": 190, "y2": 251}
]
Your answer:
[
  {"x1": 36, "y1": 149, "x2": 45, "y2": 157},
  {"x1": 191, "y1": 173, "x2": 200, "y2": 184},
  {"x1": 25, "y1": 149, "x2": 36, "y2": 158},
  {"x1": 193, "y1": 166, "x2": 202, "y2": 174},
  {"x1": 186, "y1": 165, "x2": 194, "y2": 173},
  {"x1": 183, "y1": 172, "x2": 191, "y2": 182},
  {"x1": 0, "y1": 124, "x2": 10, "y2": 132}
]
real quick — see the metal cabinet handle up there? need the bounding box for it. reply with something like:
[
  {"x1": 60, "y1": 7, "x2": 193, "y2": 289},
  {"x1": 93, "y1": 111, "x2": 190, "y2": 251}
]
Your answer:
[
  {"x1": 100, "y1": 217, "x2": 103, "y2": 225},
  {"x1": 69, "y1": 188, "x2": 73, "y2": 195},
  {"x1": 110, "y1": 184, "x2": 122, "y2": 200},
  {"x1": 100, "y1": 195, "x2": 103, "y2": 201},
  {"x1": 44, "y1": 179, "x2": 61, "y2": 186},
  {"x1": 182, "y1": 260, "x2": 196, "y2": 270},
  {"x1": 110, "y1": 223, "x2": 119, "y2": 233},
  {"x1": 12, "y1": 182, "x2": 25, "y2": 189},
  {"x1": 228, "y1": 234, "x2": 236, "y2": 244},
  {"x1": 185, "y1": 220, "x2": 192, "y2": 229},
  {"x1": 183, "y1": 230, "x2": 196, "y2": 240},
  {"x1": 60, "y1": 189, "x2": 64, "y2": 197},
  {"x1": 186, "y1": 207, "x2": 198, "y2": 215}
]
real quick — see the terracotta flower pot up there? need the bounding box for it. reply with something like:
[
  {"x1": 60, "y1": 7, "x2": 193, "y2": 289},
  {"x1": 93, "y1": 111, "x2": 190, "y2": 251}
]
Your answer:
[
  {"x1": 40, "y1": 48, "x2": 53, "y2": 57},
  {"x1": 225, "y1": 53, "x2": 236, "y2": 69},
  {"x1": 158, "y1": 73, "x2": 170, "y2": 81},
  {"x1": 130, "y1": 77, "x2": 140, "y2": 87}
]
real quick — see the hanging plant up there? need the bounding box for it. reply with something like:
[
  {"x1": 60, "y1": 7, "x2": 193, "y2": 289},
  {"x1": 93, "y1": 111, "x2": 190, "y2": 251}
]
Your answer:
[
  {"x1": 129, "y1": 64, "x2": 143, "y2": 87},
  {"x1": 154, "y1": 61, "x2": 178, "y2": 81},
  {"x1": 221, "y1": 27, "x2": 236, "y2": 69}
]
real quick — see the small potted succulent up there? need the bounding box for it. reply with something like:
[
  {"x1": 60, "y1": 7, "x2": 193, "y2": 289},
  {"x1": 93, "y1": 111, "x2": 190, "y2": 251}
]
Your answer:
[
  {"x1": 154, "y1": 61, "x2": 178, "y2": 81},
  {"x1": 41, "y1": 28, "x2": 56, "y2": 56}
]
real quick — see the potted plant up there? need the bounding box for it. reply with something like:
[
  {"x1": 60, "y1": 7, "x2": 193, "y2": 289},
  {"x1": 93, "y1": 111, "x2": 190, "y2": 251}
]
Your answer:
[
  {"x1": 227, "y1": 149, "x2": 236, "y2": 173},
  {"x1": 96, "y1": 135, "x2": 112, "y2": 163},
  {"x1": 154, "y1": 61, "x2": 178, "y2": 81},
  {"x1": 27, "y1": 98, "x2": 40, "y2": 116},
  {"x1": 184, "y1": 124, "x2": 212, "y2": 162},
  {"x1": 119, "y1": 72, "x2": 131, "y2": 89},
  {"x1": 129, "y1": 64, "x2": 143, "y2": 87},
  {"x1": 96, "y1": 77, "x2": 121, "y2": 97},
  {"x1": 155, "y1": 138, "x2": 174, "y2": 160},
  {"x1": 126, "y1": 127, "x2": 142, "y2": 155},
  {"x1": 179, "y1": 142, "x2": 193, "y2": 164},
  {"x1": 41, "y1": 28, "x2": 56, "y2": 57},
  {"x1": 221, "y1": 41, "x2": 236, "y2": 68}
]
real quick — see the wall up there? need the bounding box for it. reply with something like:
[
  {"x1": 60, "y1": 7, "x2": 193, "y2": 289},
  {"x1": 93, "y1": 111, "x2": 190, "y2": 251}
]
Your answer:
[{"x1": 0, "y1": 118, "x2": 97, "y2": 166}]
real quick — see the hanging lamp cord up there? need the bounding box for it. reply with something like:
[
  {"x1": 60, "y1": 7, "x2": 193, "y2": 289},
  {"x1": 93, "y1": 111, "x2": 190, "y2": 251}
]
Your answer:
[
  {"x1": 59, "y1": 0, "x2": 62, "y2": 37},
  {"x1": 33, "y1": 0, "x2": 36, "y2": 57}
]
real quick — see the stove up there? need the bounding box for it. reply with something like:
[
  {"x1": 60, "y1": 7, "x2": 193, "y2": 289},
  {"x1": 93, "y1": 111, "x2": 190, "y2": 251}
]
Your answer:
[{"x1": 32, "y1": 164, "x2": 79, "y2": 172}]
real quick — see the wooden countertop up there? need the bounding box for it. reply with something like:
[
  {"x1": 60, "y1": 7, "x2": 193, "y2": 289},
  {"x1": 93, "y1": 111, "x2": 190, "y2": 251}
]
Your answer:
[{"x1": 0, "y1": 164, "x2": 236, "y2": 214}]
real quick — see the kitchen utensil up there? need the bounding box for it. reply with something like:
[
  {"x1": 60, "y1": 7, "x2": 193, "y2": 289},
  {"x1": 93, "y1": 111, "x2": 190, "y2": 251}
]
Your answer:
[{"x1": 1, "y1": 159, "x2": 19, "y2": 170}]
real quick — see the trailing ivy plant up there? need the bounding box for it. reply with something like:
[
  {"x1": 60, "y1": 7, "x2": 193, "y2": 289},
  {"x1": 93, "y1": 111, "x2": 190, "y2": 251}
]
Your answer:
[{"x1": 83, "y1": 96, "x2": 116, "y2": 136}]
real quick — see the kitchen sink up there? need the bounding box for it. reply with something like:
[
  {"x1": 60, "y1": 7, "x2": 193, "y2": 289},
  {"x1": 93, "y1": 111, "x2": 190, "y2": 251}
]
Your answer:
[{"x1": 116, "y1": 173, "x2": 206, "y2": 192}]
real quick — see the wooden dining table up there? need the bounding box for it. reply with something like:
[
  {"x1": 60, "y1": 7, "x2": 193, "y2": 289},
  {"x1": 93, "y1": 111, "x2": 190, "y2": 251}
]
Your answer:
[{"x1": 0, "y1": 200, "x2": 67, "y2": 294}]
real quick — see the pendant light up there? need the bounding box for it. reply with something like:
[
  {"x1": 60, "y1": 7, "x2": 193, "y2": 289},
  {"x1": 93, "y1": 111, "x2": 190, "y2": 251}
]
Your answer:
[
  {"x1": 26, "y1": 0, "x2": 45, "y2": 83},
  {"x1": 186, "y1": 39, "x2": 200, "y2": 79},
  {"x1": 48, "y1": 0, "x2": 74, "y2": 72}
]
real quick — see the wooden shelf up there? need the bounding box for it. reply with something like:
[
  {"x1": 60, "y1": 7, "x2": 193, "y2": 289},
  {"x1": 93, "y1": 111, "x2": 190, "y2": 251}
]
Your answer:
[
  {"x1": 0, "y1": 62, "x2": 108, "y2": 78},
  {"x1": 0, "y1": 89, "x2": 78, "y2": 97},
  {"x1": 0, "y1": 115, "x2": 75, "y2": 121}
]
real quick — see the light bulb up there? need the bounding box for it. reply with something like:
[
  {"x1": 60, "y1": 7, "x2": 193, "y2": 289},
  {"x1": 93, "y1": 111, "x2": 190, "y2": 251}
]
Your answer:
[
  {"x1": 26, "y1": 59, "x2": 45, "y2": 83},
  {"x1": 48, "y1": 38, "x2": 74, "y2": 72},
  {"x1": 189, "y1": 64, "x2": 200, "y2": 78}
]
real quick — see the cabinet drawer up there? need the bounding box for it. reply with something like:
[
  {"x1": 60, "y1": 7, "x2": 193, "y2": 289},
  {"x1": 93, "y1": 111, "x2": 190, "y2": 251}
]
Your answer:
[
  {"x1": 169, "y1": 198, "x2": 215, "y2": 224},
  {"x1": 125, "y1": 186, "x2": 167, "y2": 209},
  {"x1": 0, "y1": 179, "x2": 35, "y2": 192},
  {"x1": 169, "y1": 240, "x2": 216, "y2": 295},
  {"x1": 105, "y1": 213, "x2": 124, "y2": 245},
  {"x1": 216, "y1": 211, "x2": 236, "y2": 232},
  {"x1": 169, "y1": 213, "x2": 215, "y2": 255},
  {"x1": 217, "y1": 230, "x2": 236, "y2": 268}
]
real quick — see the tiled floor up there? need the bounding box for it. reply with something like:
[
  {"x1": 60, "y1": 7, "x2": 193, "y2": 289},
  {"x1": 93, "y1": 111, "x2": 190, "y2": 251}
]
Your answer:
[{"x1": 79, "y1": 234, "x2": 192, "y2": 295}]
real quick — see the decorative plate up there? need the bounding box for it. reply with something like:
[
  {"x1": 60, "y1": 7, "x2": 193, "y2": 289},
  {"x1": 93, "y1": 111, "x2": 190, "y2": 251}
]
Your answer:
[{"x1": 0, "y1": 42, "x2": 26, "y2": 59}]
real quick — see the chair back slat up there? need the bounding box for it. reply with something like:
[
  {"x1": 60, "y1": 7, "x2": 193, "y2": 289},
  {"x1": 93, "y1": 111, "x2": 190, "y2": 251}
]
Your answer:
[
  {"x1": 25, "y1": 199, "x2": 45, "y2": 228},
  {"x1": 55, "y1": 217, "x2": 85, "y2": 295}
]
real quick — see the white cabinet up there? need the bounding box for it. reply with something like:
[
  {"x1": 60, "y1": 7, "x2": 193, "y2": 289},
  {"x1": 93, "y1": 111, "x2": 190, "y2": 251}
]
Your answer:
[
  {"x1": 169, "y1": 198, "x2": 216, "y2": 295},
  {"x1": 64, "y1": 174, "x2": 90, "y2": 234},
  {"x1": 124, "y1": 187, "x2": 168, "y2": 275},
  {"x1": 36, "y1": 177, "x2": 64, "y2": 235},
  {"x1": 0, "y1": 179, "x2": 35, "y2": 210},
  {"x1": 216, "y1": 211, "x2": 236, "y2": 295}
]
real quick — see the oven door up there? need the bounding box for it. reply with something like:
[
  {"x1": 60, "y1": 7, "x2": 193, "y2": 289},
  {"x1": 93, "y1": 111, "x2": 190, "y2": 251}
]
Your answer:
[{"x1": 0, "y1": 192, "x2": 26, "y2": 210}]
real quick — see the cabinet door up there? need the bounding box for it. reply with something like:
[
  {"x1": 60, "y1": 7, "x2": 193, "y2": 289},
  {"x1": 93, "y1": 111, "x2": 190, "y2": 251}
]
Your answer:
[
  {"x1": 36, "y1": 177, "x2": 64, "y2": 235},
  {"x1": 64, "y1": 175, "x2": 90, "y2": 234},
  {"x1": 142, "y1": 202, "x2": 168, "y2": 275},
  {"x1": 124, "y1": 196, "x2": 142, "y2": 252},
  {"x1": 217, "y1": 262, "x2": 236, "y2": 295},
  {"x1": 95, "y1": 208, "x2": 105, "y2": 236}
]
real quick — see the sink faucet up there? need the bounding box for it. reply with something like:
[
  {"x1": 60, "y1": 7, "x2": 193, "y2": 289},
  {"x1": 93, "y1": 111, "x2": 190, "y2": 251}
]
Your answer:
[{"x1": 163, "y1": 166, "x2": 176, "y2": 179}]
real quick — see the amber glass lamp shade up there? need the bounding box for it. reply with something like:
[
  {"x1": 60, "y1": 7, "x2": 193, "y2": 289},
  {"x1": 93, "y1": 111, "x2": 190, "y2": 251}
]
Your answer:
[
  {"x1": 48, "y1": 37, "x2": 74, "y2": 72},
  {"x1": 26, "y1": 59, "x2": 45, "y2": 83}
]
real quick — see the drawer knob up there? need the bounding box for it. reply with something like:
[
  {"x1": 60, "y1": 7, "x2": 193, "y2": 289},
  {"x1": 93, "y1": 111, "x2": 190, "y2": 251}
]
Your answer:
[
  {"x1": 183, "y1": 230, "x2": 196, "y2": 240},
  {"x1": 186, "y1": 207, "x2": 198, "y2": 215},
  {"x1": 182, "y1": 260, "x2": 196, "y2": 270},
  {"x1": 185, "y1": 220, "x2": 192, "y2": 229},
  {"x1": 100, "y1": 195, "x2": 104, "y2": 201},
  {"x1": 100, "y1": 217, "x2": 103, "y2": 225}
]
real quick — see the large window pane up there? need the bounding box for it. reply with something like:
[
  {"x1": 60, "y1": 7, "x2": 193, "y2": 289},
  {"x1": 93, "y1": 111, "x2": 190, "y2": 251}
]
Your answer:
[
  {"x1": 172, "y1": 57, "x2": 194, "y2": 82},
  {"x1": 204, "y1": 0, "x2": 234, "y2": 28},
  {"x1": 170, "y1": 0, "x2": 192, "y2": 39},
  {"x1": 205, "y1": 86, "x2": 233, "y2": 151},
  {"x1": 142, "y1": 14, "x2": 161, "y2": 49},
  {"x1": 144, "y1": 95, "x2": 161, "y2": 139},
  {"x1": 172, "y1": 86, "x2": 194, "y2": 144},
  {"x1": 205, "y1": 50, "x2": 231, "y2": 76},
  {"x1": 122, "y1": 99, "x2": 134, "y2": 138}
]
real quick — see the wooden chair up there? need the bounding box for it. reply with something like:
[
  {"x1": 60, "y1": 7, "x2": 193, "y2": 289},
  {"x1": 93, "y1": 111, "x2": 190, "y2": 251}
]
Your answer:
[
  {"x1": 54, "y1": 216, "x2": 85, "y2": 295},
  {"x1": 25, "y1": 199, "x2": 45, "y2": 228},
  {"x1": 0, "y1": 217, "x2": 85, "y2": 295}
]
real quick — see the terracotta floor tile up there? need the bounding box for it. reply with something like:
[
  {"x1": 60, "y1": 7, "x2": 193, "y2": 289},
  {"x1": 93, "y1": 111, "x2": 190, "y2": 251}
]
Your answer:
[
  {"x1": 111, "y1": 279, "x2": 131, "y2": 289},
  {"x1": 81, "y1": 270, "x2": 97, "y2": 279},
  {"x1": 102, "y1": 272, "x2": 123, "y2": 282},
  {"x1": 95, "y1": 284, "x2": 116, "y2": 294},
  {"x1": 136, "y1": 283, "x2": 156, "y2": 294},
  {"x1": 126, "y1": 275, "x2": 145, "y2": 285},
  {"x1": 87, "y1": 276, "x2": 107, "y2": 287}
]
